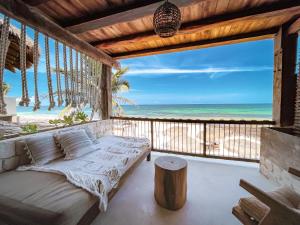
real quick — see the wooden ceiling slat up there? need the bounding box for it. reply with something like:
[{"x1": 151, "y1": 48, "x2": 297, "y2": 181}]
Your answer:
[
  {"x1": 0, "y1": 0, "x2": 120, "y2": 68},
  {"x1": 111, "y1": 28, "x2": 277, "y2": 59},
  {"x1": 65, "y1": 0, "x2": 203, "y2": 34},
  {"x1": 92, "y1": 1, "x2": 300, "y2": 50},
  {"x1": 24, "y1": 0, "x2": 51, "y2": 6},
  {"x1": 288, "y1": 18, "x2": 300, "y2": 34}
]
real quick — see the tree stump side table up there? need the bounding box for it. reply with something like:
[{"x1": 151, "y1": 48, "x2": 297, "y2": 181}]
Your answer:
[{"x1": 154, "y1": 156, "x2": 187, "y2": 210}]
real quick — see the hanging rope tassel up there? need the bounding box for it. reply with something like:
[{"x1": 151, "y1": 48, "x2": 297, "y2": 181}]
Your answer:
[
  {"x1": 69, "y1": 48, "x2": 76, "y2": 107},
  {"x1": 55, "y1": 41, "x2": 63, "y2": 107},
  {"x1": 75, "y1": 51, "x2": 79, "y2": 107},
  {"x1": 0, "y1": 16, "x2": 10, "y2": 114},
  {"x1": 45, "y1": 36, "x2": 55, "y2": 110},
  {"x1": 80, "y1": 53, "x2": 84, "y2": 104},
  {"x1": 63, "y1": 44, "x2": 69, "y2": 106},
  {"x1": 94, "y1": 61, "x2": 102, "y2": 114},
  {"x1": 19, "y1": 24, "x2": 30, "y2": 107},
  {"x1": 84, "y1": 55, "x2": 89, "y2": 106},
  {"x1": 90, "y1": 59, "x2": 94, "y2": 109},
  {"x1": 33, "y1": 31, "x2": 41, "y2": 111}
]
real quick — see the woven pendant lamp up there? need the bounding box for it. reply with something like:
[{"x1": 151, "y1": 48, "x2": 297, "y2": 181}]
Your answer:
[{"x1": 153, "y1": 0, "x2": 181, "y2": 38}]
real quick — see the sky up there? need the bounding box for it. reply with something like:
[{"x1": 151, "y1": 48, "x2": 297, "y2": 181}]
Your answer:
[
  {"x1": 119, "y1": 39, "x2": 274, "y2": 105},
  {"x1": 4, "y1": 16, "x2": 274, "y2": 106}
]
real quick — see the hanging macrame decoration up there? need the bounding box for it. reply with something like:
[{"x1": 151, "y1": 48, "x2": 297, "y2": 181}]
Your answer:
[
  {"x1": 63, "y1": 44, "x2": 69, "y2": 106},
  {"x1": 33, "y1": 31, "x2": 41, "y2": 111},
  {"x1": 55, "y1": 41, "x2": 63, "y2": 107},
  {"x1": 19, "y1": 24, "x2": 30, "y2": 107},
  {"x1": 0, "y1": 16, "x2": 10, "y2": 114},
  {"x1": 45, "y1": 35, "x2": 55, "y2": 110}
]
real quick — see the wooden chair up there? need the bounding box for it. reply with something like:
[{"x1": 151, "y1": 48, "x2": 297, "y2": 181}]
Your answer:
[{"x1": 232, "y1": 167, "x2": 300, "y2": 225}]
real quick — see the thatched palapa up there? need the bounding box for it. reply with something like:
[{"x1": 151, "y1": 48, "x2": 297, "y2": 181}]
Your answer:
[{"x1": 0, "y1": 19, "x2": 35, "y2": 72}]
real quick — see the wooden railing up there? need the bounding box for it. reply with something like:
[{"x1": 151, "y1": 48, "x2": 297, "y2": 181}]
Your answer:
[{"x1": 111, "y1": 117, "x2": 275, "y2": 162}]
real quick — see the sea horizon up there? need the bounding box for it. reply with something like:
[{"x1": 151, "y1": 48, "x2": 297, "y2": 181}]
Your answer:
[{"x1": 16, "y1": 103, "x2": 273, "y2": 120}]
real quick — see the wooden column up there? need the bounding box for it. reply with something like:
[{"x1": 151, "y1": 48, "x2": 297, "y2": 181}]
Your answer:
[
  {"x1": 272, "y1": 24, "x2": 298, "y2": 126},
  {"x1": 101, "y1": 64, "x2": 112, "y2": 120}
]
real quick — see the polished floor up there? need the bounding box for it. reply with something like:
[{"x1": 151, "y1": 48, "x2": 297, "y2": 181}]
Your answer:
[{"x1": 92, "y1": 153, "x2": 276, "y2": 225}]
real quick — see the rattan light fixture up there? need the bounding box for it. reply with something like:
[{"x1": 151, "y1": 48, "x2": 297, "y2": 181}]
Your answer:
[{"x1": 153, "y1": 0, "x2": 181, "y2": 38}]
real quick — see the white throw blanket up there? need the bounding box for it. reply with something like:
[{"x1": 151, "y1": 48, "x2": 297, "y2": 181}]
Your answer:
[{"x1": 18, "y1": 135, "x2": 150, "y2": 211}]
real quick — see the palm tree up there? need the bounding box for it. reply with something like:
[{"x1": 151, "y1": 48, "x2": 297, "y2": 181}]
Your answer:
[
  {"x1": 2, "y1": 82, "x2": 10, "y2": 96},
  {"x1": 112, "y1": 67, "x2": 134, "y2": 116},
  {"x1": 44, "y1": 67, "x2": 133, "y2": 116}
]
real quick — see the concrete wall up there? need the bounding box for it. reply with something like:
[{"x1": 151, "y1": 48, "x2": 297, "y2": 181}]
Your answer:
[
  {"x1": 260, "y1": 127, "x2": 300, "y2": 192},
  {"x1": 0, "y1": 120, "x2": 113, "y2": 174},
  {"x1": 4, "y1": 97, "x2": 16, "y2": 115}
]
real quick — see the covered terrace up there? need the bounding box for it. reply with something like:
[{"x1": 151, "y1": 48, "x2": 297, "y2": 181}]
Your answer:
[{"x1": 0, "y1": 0, "x2": 300, "y2": 225}]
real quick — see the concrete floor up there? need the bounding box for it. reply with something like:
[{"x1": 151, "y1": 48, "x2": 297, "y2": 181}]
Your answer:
[{"x1": 92, "y1": 153, "x2": 277, "y2": 225}]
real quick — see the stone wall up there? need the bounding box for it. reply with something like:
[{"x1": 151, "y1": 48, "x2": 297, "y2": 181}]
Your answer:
[
  {"x1": 260, "y1": 127, "x2": 300, "y2": 192},
  {"x1": 0, "y1": 120, "x2": 113, "y2": 174}
]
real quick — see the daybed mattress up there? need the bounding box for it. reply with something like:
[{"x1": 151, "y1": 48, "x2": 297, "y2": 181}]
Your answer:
[
  {"x1": 0, "y1": 135, "x2": 150, "y2": 225},
  {"x1": 0, "y1": 170, "x2": 97, "y2": 225}
]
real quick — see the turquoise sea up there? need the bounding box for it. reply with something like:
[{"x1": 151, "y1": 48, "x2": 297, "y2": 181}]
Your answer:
[{"x1": 17, "y1": 103, "x2": 272, "y2": 120}]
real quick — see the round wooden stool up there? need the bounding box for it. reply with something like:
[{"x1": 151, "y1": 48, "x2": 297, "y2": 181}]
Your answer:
[{"x1": 154, "y1": 156, "x2": 187, "y2": 210}]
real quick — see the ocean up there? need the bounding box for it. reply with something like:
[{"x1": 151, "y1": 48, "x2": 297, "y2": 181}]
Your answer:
[{"x1": 17, "y1": 103, "x2": 272, "y2": 120}]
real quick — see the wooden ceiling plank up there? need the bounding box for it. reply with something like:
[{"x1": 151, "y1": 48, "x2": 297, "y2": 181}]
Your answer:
[
  {"x1": 288, "y1": 17, "x2": 300, "y2": 34},
  {"x1": 23, "y1": 0, "x2": 51, "y2": 6},
  {"x1": 111, "y1": 28, "x2": 277, "y2": 59},
  {"x1": 0, "y1": 0, "x2": 120, "y2": 69},
  {"x1": 92, "y1": 1, "x2": 300, "y2": 50},
  {"x1": 65, "y1": 0, "x2": 203, "y2": 34}
]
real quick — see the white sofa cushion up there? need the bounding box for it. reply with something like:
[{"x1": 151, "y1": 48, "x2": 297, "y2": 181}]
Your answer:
[
  {"x1": 24, "y1": 133, "x2": 63, "y2": 165},
  {"x1": 56, "y1": 130, "x2": 95, "y2": 160}
]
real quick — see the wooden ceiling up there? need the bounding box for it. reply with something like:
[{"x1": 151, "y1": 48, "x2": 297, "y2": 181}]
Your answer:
[{"x1": 24, "y1": 0, "x2": 300, "y2": 59}]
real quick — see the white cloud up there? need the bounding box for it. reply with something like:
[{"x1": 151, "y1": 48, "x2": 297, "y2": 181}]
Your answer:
[{"x1": 125, "y1": 66, "x2": 272, "y2": 76}]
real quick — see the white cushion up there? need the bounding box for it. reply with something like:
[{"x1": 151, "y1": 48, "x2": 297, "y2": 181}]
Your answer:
[
  {"x1": 56, "y1": 130, "x2": 95, "y2": 160},
  {"x1": 24, "y1": 133, "x2": 63, "y2": 165}
]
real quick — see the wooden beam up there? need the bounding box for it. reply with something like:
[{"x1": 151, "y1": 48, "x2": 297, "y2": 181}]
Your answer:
[
  {"x1": 65, "y1": 0, "x2": 201, "y2": 34},
  {"x1": 0, "y1": 0, "x2": 120, "y2": 69},
  {"x1": 273, "y1": 25, "x2": 298, "y2": 126},
  {"x1": 288, "y1": 17, "x2": 300, "y2": 34},
  {"x1": 93, "y1": 1, "x2": 300, "y2": 50},
  {"x1": 101, "y1": 64, "x2": 112, "y2": 120},
  {"x1": 111, "y1": 29, "x2": 277, "y2": 59},
  {"x1": 23, "y1": 0, "x2": 51, "y2": 6}
]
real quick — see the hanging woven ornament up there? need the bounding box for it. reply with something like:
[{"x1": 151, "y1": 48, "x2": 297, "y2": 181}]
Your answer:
[
  {"x1": 45, "y1": 35, "x2": 55, "y2": 110},
  {"x1": 55, "y1": 41, "x2": 63, "y2": 107},
  {"x1": 33, "y1": 30, "x2": 41, "y2": 111},
  {"x1": 63, "y1": 44, "x2": 69, "y2": 106},
  {"x1": 19, "y1": 24, "x2": 30, "y2": 107},
  {"x1": 0, "y1": 16, "x2": 10, "y2": 114}
]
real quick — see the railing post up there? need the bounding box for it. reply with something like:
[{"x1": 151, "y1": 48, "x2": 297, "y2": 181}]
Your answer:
[
  {"x1": 203, "y1": 122, "x2": 207, "y2": 156},
  {"x1": 150, "y1": 120, "x2": 154, "y2": 150}
]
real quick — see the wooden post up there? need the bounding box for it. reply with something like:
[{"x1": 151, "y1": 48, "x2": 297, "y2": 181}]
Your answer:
[
  {"x1": 203, "y1": 122, "x2": 207, "y2": 156},
  {"x1": 272, "y1": 24, "x2": 298, "y2": 126},
  {"x1": 101, "y1": 64, "x2": 112, "y2": 120}
]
